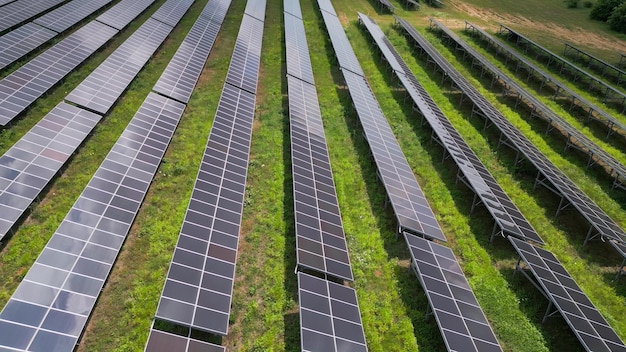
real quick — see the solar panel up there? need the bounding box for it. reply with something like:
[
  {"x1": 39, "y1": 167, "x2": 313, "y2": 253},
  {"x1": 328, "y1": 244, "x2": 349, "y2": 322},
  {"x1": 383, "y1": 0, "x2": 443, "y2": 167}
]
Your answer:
[
  {"x1": 298, "y1": 272, "x2": 368, "y2": 352},
  {"x1": 0, "y1": 0, "x2": 16, "y2": 7},
  {"x1": 360, "y1": 14, "x2": 543, "y2": 245},
  {"x1": 0, "y1": 92, "x2": 184, "y2": 352},
  {"x1": 509, "y1": 237, "x2": 626, "y2": 352},
  {"x1": 96, "y1": 0, "x2": 155, "y2": 30},
  {"x1": 0, "y1": 22, "x2": 56, "y2": 70},
  {"x1": 284, "y1": 12, "x2": 315, "y2": 85},
  {"x1": 154, "y1": 84, "x2": 255, "y2": 335},
  {"x1": 343, "y1": 69, "x2": 447, "y2": 242},
  {"x1": 316, "y1": 0, "x2": 337, "y2": 16},
  {"x1": 405, "y1": 234, "x2": 502, "y2": 352},
  {"x1": 224, "y1": 13, "x2": 264, "y2": 94},
  {"x1": 66, "y1": 19, "x2": 173, "y2": 115},
  {"x1": 319, "y1": 10, "x2": 364, "y2": 77},
  {"x1": 284, "y1": 0, "x2": 302, "y2": 19},
  {"x1": 153, "y1": 0, "x2": 232, "y2": 103},
  {"x1": 0, "y1": 103, "x2": 102, "y2": 241},
  {"x1": 0, "y1": 21, "x2": 118, "y2": 127},
  {"x1": 397, "y1": 17, "x2": 626, "y2": 249},
  {"x1": 288, "y1": 75, "x2": 353, "y2": 281},
  {"x1": 34, "y1": 0, "x2": 113, "y2": 33},
  {"x1": 437, "y1": 21, "x2": 626, "y2": 191},
  {"x1": 0, "y1": 0, "x2": 66, "y2": 32},
  {"x1": 151, "y1": 0, "x2": 194, "y2": 27},
  {"x1": 145, "y1": 329, "x2": 225, "y2": 352},
  {"x1": 243, "y1": 0, "x2": 266, "y2": 21}
]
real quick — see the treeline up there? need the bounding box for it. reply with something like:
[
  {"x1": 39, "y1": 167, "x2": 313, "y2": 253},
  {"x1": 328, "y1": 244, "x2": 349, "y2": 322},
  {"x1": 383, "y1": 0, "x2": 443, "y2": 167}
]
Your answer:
[{"x1": 589, "y1": 0, "x2": 626, "y2": 33}]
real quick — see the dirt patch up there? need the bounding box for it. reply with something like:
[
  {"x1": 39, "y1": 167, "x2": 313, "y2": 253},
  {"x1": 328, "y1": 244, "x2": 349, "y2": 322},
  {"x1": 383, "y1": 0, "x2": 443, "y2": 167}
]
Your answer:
[{"x1": 448, "y1": 0, "x2": 626, "y2": 54}]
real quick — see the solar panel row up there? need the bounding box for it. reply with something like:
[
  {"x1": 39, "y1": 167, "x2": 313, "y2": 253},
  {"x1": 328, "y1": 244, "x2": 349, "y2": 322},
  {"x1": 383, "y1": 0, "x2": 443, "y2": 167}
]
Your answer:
[
  {"x1": 406, "y1": 234, "x2": 503, "y2": 352},
  {"x1": 34, "y1": 0, "x2": 113, "y2": 33},
  {"x1": 244, "y1": 0, "x2": 265, "y2": 21},
  {"x1": 0, "y1": 0, "x2": 66, "y2": 33},
  {"x1": 0, "y1": 21, "x2": 118, "y2": 127},
  {"x1": 397, "y1": 17, "x2": 626, "y2": 249},
  {"x1": 359, "y1": 14, "x2": 543, "y2": 245},
  {"x1": 563, "y1": 43, "x2": 626, "y2": 88},
  {"x1": 0, "y1": 0, "x2": 16, "y2": 7},
  {"x1": 285, "y1": 7, "x2": 353, "y2": 281},
  {"x1": 443, "y1": 22, "x2": 626, "y2": 191},
  {"x1": 283, "y1": 0, "x2": 302, "y2": 19},
  {"x1": 152, "y1": 0, "x2": 264, "y2": 340},
  {"x1": 96, "y1": 0, "x2": 156, "y2": 30},
  {"x1": 0, "y1": 22, "x2": 56, "y2": 70},
  {"x1": 319, "y1": 10, "x2": 363, "y2": 77},
  {"x1": 0, "y1": 103, "x2": 102, "y2": 241},
  {"x1": 298, "y1": 272, "x2": 368, "y2": 352},
  {"x1": 510, "y1": 237, "x2": 626, "y2": 352},
  {"x1": 224, "y1": 13, "x2": 264, "y2": 94},
  {"x1": 0, "y1": 92, "x2": 185, "y2": 352},
  {"x1": 66, "y1": 18, "x2": 175, "y2": 114},
  {"x1": 318, "y1": 4, "x2": 446, "y2": 243},
  {"x1": 284, "y1": 4, "x2": 368, "y2": 350},
  {"x1": 151, "y1": 0, "x2": 194, "y2": 27},
  {"x1": 498, "y1": 24, "x2": 626, "y2": 114},
  {"x1": 153, "y1": 0, "x2": 232, "y2": 103}
]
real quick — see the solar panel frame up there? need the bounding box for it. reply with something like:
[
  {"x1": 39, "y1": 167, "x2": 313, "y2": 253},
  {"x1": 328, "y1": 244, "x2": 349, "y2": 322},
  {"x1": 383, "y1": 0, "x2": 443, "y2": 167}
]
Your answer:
[
  {"x1": 0, "y1": 21, "x2": 118, "y2": 126},
  {"x1": 151, "y1": 0, "x2": 194, "y2": 27},
  {"x1": 96, "y1": 0, "x2": 156, "y2": 30},
  {"x1": 224, "y1": 13, "x2": 264, "y2": 94},
  {"x1": 406, "y1": 234, "x2": 503, "y2": 352},
  {"x1": 153, "y1": 0, "x2": 232, "y2": 103},
  {"x1": 0, "y1": 102, "x2": 102, "y2": 241},
  {"x1": 145, "y1": 329, "x2": 225, "y2": 352},
  {"x1": 0, "y1": 22, "x2": 57, "y2": 71},
  {"x1": 284, "y1": 12, "x2": 315, "y2": 85},
  {"x1": 288, "y1": 75, "x2": 354, "y2": 281},
  {"x1": 66, "y1": 18, "x2": 174, "y2": 115},
  {"x1": 34, "y1": 0, "x2": 113, "y2": 33},
  {"x1": 154, "y1": 84, "x2": 256, "y2": 336},
  {"x1": 0, "y1": 0, "x2": 66, "y2": 32},
  {"x1": 0, "y1": 92, "x2": 185, "y2": 352},
  {"x1": 509, "y1": 236, "x2": 626, "y2": 352},
  {"x1": 298, "y1": 272, "x2": 368, "y2": 352}
]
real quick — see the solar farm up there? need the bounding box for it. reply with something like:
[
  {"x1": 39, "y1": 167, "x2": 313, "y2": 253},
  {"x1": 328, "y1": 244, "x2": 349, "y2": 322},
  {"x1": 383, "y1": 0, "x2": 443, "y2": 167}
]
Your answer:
[{"x1": 0, "y1": 0, "x2": 626, "y2": 351}]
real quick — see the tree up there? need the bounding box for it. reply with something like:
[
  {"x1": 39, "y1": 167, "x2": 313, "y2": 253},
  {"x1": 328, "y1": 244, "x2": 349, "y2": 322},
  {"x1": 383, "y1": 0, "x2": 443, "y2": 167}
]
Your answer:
[
  {"x1": 590, "y1": 0, "x2": 625, "y2": 21},
  {"x1": 608, "y1": 2, "x2": 626, "y2": 32}
]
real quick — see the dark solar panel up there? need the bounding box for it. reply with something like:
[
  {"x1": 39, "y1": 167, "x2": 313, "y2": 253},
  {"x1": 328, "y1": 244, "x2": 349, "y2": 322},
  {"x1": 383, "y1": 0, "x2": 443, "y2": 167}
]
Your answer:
[
  {"x1": 151, "y1": 0, "x2": 194, "y2": 27},
  {"x1": 283, "y1": 0, "x2": 302, "y2": 18},
  {"x1": 34, "y1": 0, "x2": 113, "y2": 33},
  {"x1": 224, "y1": 14, "x2": 263, "y2": 94},
  {"x1": 298, "y1": 272, "x2": 368, "y2": 352},
  {"x1": 145, "y1": 329, "x2": 225, "y2": 352},
  {"x1": 359, "y1": 14, "x2": 543, "y2": 245},
  {"x1": 406, "y1": 234, "x2": 503, "y2": 352},
  {"x1": 319, "y1": 9, "x2": 364, "y2": 77},
  {"x1": 0, "y1": 92, "x2": 184, "y2": 352},
  {"x1": 0, "y1": 102, "x2": 102, "y2": 241},
  {"x1": 243, "y1": 0, "x2": 266, "y2": 21},
  {"x1": 343, "y1": 69, "x2": 447, "y2": 242},
  {"x1": 0, "y1": 0, "x2": 66, "y2": 32},
  {"x1": 66, "y1": 18, "x2": 173, "y2": 114},
  {"x1": 0, "y1": 22, "x2": 56, "y2": 70},
  {"x1": 0, "y1": 21, "x2": 118, "y2": 126},
  {"x1": 288, "y1": 75, "x2": 353, "y2": 281},
  {"x1": 317, "y1": 4, "x2": 445, "y2": 242},
  {"x1": 96, "y1": 0, "x2": 155, "y2": 30},
  {"x1": 509, "y1": 237, "x2": 626, "y2": 352},
  {"x1": 397, "y1": 17, "x2": 626, "y2": 248},
  {"x1": 153, "y1": 0, "x2": 232, "y2": 103},
  {"x1": 154, "y1": 84, "x2": 257, "y2": 336},
  {"x1": 285, "y1": 12, "x2": 315, "y2": 85}
]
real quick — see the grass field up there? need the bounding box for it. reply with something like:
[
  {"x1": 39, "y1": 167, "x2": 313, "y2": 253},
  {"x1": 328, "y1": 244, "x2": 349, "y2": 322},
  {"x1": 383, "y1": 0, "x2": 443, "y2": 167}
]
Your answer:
[{"x1": 1, "y1": 0, "x2": 626, "y2": 351}]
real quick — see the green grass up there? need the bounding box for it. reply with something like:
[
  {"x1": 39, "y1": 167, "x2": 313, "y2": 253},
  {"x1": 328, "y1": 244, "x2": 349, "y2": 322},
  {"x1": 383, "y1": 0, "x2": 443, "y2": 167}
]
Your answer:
[{"x1": 2, "y1": 0, "x2": 626, "y2": 351}]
